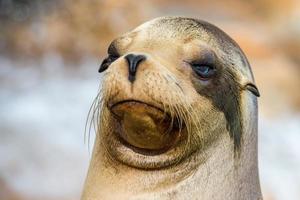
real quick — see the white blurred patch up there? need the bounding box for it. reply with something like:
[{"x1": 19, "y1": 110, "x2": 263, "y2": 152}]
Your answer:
[
  {"x1": 259, "y1": 114, "x2": 300, "y2": 200},
  {"x1": 0, "y1": 56, "x2": 99, "y2": 199}
]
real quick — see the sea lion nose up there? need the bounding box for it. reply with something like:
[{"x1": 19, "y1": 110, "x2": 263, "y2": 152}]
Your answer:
[{"x1": 124, "y1": 54, "x2": 146, "y2": 83}]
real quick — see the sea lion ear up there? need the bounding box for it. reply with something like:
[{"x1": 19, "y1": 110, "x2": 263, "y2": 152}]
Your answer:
[{"x1": 244, "y1": 83, "x2": 260, "y2": 97}]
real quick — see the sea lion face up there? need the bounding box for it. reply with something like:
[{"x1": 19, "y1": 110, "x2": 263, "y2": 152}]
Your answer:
[{"x1": 96, "y1": 17, "x2": 259, "y2": 169}]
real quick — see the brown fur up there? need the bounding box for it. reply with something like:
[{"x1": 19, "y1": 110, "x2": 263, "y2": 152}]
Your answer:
[{"x1": 82, "y1": 17, "x2": 262, "y2": 200}]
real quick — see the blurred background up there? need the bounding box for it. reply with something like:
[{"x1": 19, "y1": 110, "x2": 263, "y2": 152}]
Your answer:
[{"x1": 0, "y1": 0, "x2": 299, "y2": 199}]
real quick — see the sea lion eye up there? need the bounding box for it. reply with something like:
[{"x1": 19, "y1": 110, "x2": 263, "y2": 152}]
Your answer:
[
  {"x1": 98, "y1": 54, "x2": 119, "y2": 73},
  {"x1": 191, "y1": 64, "x2": 216, "y2": 79}
]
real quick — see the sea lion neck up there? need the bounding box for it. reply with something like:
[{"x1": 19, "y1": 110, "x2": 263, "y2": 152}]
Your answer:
[{"x1": 81, "y1": 125, "x2": 261, "y2": 200}]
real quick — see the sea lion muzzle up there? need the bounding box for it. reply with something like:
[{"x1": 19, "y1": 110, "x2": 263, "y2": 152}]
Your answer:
[{"x1": 124, "y1": 54, "x2": 146, "y2": 83}]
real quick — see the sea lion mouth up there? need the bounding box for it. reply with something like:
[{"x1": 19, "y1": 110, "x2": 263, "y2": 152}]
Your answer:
[{"x1": 109, "y1": 100, "x2": 182, "y2": 153}]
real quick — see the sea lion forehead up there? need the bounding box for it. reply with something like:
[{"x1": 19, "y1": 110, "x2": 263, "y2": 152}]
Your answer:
[
  {"x1": 129, "y1": 16, "x2": 255, "y2": 82},
  {"x1": 133, "y1": 17, "x2": 203, "y2": 41}
]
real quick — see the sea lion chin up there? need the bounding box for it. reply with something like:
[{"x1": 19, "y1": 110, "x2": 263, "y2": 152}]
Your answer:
[
  {"x1": 105, "y1": 98, "x2": 191, "y2": 169},
  {"x1": 109, "y1": 100, "x2": 181, "y2": 151}
]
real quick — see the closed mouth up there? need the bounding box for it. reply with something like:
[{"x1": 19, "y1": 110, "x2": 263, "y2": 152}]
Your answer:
[
  {"x1": 108, "y1": 99, "x2": 183, "y2": 154},
  {"x1": 103, "y1": 99, "x2": 195, "y2": 170},
  {"x1": 109, "y1": 99, "x2": 166, "y2": 119}
]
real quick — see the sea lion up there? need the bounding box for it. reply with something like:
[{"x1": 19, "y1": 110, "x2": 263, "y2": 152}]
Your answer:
[{"x1": 81, "y1": 16, "x2": 262, "y2": 200}]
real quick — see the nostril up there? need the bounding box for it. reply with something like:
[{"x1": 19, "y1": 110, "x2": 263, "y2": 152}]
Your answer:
[{"x1": 124, "y1": 54, "x2": 146, "y2": 83}]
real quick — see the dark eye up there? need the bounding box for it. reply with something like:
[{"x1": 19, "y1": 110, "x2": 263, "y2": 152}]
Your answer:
[
  {"x1": 98, "y1": 54, "x2": 119, "y2": 73},
  {"x1": 191, "y1": 64, "x2": 216, "y2": 79}
]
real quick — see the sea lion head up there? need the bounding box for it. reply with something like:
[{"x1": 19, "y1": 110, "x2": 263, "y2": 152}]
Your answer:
[{"x1": 93, "y1": 16, "x2": 260, "y2": 170}]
